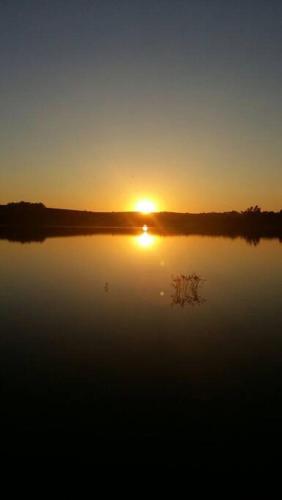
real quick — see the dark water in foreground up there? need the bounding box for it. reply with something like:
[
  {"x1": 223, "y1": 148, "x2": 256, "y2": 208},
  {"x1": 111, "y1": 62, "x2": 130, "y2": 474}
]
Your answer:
[{"x1": 1, "y1": 232, "x2": 282, "y2": 460}]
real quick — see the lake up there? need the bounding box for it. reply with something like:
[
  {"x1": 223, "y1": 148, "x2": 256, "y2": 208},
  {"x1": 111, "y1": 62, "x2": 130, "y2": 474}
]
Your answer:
[{"x1": 1, "y1": 231, "x2": 282, "y2": 460}]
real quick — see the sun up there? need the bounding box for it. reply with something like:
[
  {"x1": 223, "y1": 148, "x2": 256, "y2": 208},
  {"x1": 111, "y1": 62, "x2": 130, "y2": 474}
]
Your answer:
[{"x1": 135, "y1": 199, "x2": 156, "y2": 214}]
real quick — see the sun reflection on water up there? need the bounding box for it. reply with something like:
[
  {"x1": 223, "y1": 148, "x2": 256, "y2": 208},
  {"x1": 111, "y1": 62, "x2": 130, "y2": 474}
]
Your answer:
[
  {"x1": 135, "y1": 227, "x2": 157, "y2": 249},
  {"x1": 136, "y1": 232, "x2": 156, "y2": 248}
]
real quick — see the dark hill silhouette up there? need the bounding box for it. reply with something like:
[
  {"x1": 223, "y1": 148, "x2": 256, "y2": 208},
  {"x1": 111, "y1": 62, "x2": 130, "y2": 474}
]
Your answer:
[{"x1": 0, "y1": 201, "x2": 281, "y2": 243}]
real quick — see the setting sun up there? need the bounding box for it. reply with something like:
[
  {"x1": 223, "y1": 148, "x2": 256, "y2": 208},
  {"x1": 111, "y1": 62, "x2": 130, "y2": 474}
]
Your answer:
[{"x1": 135, "y1": 199, "x2": 156, "y2": 214}]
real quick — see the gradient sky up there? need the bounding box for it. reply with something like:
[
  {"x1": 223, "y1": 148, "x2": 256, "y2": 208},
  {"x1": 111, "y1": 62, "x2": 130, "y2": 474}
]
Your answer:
[{"x1": 1, "y1": 0, "x2": 282, "y2": 211}]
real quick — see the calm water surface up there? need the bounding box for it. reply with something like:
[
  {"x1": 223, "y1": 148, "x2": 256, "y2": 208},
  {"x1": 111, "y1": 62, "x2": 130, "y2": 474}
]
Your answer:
[{"x1": 1, "y1": 232, "x2": 281, "y2": 457}]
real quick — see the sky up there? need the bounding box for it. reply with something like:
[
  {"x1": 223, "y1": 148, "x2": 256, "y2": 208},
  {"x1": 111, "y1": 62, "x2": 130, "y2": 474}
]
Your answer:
[{"x1": 0, "y1": 0, "x2": 282, "y2": 212}]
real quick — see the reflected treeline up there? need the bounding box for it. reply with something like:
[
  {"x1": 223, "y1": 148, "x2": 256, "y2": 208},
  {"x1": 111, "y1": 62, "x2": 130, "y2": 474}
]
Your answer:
[
  {"x1": 0, "y1": 226, "x2": 281, "y2": 245},
  {"x1": 0, "y1": 226, "x2": 143, "y2": 243},
  {"x1": 171, "y1": 273, "x2": 206, "y2": 307},
  {"x1": 244, "y1": 236, "x2": 261, "y2": 246}
]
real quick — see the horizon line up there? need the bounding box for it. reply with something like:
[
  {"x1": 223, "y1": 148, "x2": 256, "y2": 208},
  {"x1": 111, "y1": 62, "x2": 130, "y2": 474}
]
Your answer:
[{"x1": 1, "y1": 201, "x2": 281, "y2": 215}]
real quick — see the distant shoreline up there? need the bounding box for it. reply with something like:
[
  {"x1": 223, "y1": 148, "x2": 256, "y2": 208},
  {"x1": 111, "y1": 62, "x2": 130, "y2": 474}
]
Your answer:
[{"x1": 0, "y1": 202, "x2": 281, "y2": 243}]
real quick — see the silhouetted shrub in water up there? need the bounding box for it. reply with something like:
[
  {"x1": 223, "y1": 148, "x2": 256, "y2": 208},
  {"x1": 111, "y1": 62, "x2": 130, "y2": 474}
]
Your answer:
[{"x1": 171, "y1": 273, "x2": 206, "y2": 307}]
